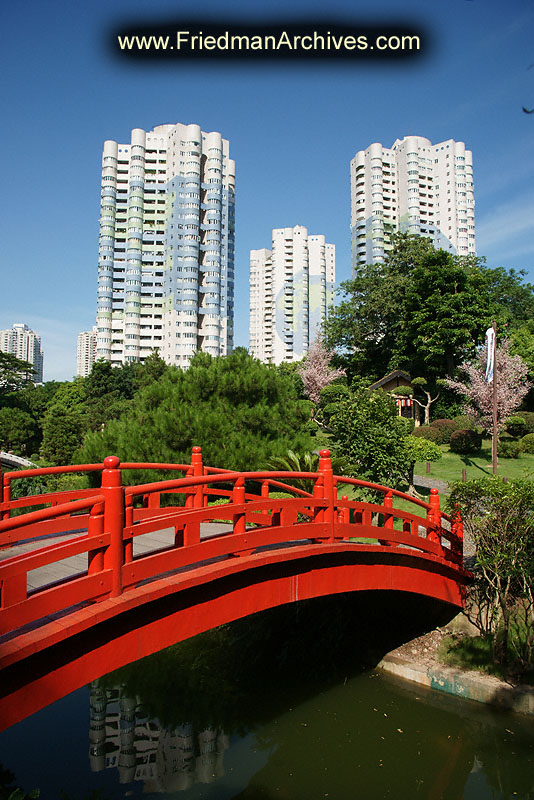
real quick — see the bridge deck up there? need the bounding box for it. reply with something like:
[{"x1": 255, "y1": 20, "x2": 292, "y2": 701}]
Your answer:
[
  {"x1": 0, "y1": 523, "x2": 232, "y2": 591},
  {"x1": 0, "y1": 451, "x2": 471, "y2": 732}
]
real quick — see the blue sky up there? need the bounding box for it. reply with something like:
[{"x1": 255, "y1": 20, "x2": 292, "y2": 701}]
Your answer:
[{"x1": 1, "y1": 0, "x2": 533, "y2": 381}]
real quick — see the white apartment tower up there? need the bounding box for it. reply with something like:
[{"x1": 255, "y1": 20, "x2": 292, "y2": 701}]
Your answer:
[
  {"x1": 351, "y1": 136, "x2": 475, "y2": 269},
  {"x1": 250, "y1": 226, "x2": 335, "y2": 364},
  {"x1": 77, "y1": 327, "x2": 97, "y2": 377},
  {"x1": 0, "y1": 323, "x2": 43, "y2": 383},
  {"x1": 96, "y1": 123, "x2": 235, "y2": 367}
]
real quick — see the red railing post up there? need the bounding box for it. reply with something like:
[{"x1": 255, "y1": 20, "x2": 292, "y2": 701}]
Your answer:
[
  {"x1": 191, "y1": 446, "x2": 204, "y2": 508},
  {"x1": 338, "y1": 495, "x2": 350, "y2": 526},
  {"x1": 124, "y1": 495, "x2": 134, "y2": 563},
  {"x1": 101, "y1": 456, "x2": 125, "y2": 598},
  {"x1": 147, "y1": 492, "x2": 160, "y2": 510},
  {"x1": 451, "y1": 506, "x2": 464, "y2": 563},
  {"x1": 426, "y1": 488, "x2": 442, "y2": 550},
  {"x1": 88, "y1": 501, "x2": 105, "y2": 575},
  {"x1": 378, "y1": 490, "x2": 396, "y2": 547},
  {"x1": 318, "y1": 449, "x2": 335, "y2": 539},
  {"x1": 383, "y1": 490, "x2": 394, "y2": 529},
  {"x1": 1, "y1": 476, "x2": 11, "y2": 521},
  {"x1": 232, "y1": 477, "x2": 246, "y2": 535}
]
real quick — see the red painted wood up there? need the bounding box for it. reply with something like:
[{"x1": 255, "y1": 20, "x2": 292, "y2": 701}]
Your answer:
[
  {"x1": 0, "y1": 447, "x2": 468, "y2": 732},
  {"x1": 0, "y1": 546, "x2": 467, "y2": 731}
]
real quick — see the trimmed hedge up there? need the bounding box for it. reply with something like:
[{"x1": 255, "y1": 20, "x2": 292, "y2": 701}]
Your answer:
[
  {"x1": 452, "y1": 414, "x2": 479, "y2": 432},
  {"x1": 505, "y1": 415, "x2": 526, "y2": 438},
  {"x1": 518, "y1": 412, "x2": 534, "y2": 434},
  {"x1": 498, "y1": 440, "x2": 521, "y2": 459},
  {"x1": 449, "y1": 429, "x2": 483, "y2": 454},
  {"x1": 429, "y1": 418, "x2": 458, "y2": 444},
  {"x1": 412, "y1": 425, "x2": 441, "y2": 443},
  {"x1": 520, "y1": 433, "x2": 534, "y2": 454}
]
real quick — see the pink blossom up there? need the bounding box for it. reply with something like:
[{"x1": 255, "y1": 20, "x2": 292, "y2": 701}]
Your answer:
[
  {"x1": 297, "y1": 339, "x2": 346, "y2": 405},
  {"x1": 445, "y1": 339, "x2": 531, "y2": 434}
]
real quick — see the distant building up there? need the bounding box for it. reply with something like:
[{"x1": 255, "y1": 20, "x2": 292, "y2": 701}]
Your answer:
[
  {"x1": 95, "y1": 123, "x2": 235, "y2": 368},
  {"x1": 77, "y1": 327, "x2": 97, "y2": 377},
  {"x1": 0, "y1": 323, "x2": 43, "y2": 382},
  {"x1": 369, "y1": 369, "x2": 415, "y2": 420},
  {"x1": 350, "y1": 135, "x2": 476, "y2": 270},
  {"x1": 249, "y1": 226, "x2": 335, "y2": 364}
]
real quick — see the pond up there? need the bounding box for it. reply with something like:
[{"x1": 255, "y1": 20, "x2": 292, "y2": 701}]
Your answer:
[{"x1": 1, "y1": 597, "x2": 532, "y2": 799}]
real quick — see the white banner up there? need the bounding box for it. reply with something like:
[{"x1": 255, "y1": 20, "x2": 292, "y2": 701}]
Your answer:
[{"x1": 485, "y1": 326, "x2": 495, "y2": 383}]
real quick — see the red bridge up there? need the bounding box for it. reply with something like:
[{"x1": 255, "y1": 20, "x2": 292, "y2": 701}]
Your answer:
[{"x1": 0, "y1": 448, "x2": 469, "y2": 731}]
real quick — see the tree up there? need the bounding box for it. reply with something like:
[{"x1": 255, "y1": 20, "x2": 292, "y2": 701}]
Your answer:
[
  {"x1": 40, "y1": 407, "x2": 86, "y2": 464},
  {"x1": 78, "y1": 349, "x2": 315, "y2": 475},
  {"x1": 327, "y1": 382, "x2": 409, "y2": 487},
  {"x1": 135, "y1": 350, "x2": 168, "y2": 388},
  {"x1": 324, "y1": 234, "x2": 534, "y2": 382},
  {"x1": 297, "y1": 339, "x2": 346, "y2": 406},
  {"x1": 445, "y1": 339, "x2": 531, "y2": 434},
  {"x1": 0, "y1": 407, "x2": 39, "y2": 455},
  {"x1": 402, "y1": 436, "x2": 442, "y2": 495},
  {"x1": 0, "y1": 351, "x2": 35, "y2": 396},
  {"x1": 448, "y1": 478, "x2": 534, "y2": 666},
  {"x1": 410, "y1": 377, "x2": 440, "y2": 425}
]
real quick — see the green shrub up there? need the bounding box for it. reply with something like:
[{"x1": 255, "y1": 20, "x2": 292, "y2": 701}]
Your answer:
[
  {"x1": 449, "y1": 429, "x2": 483, "y2": 454},
  {"x1": 319, "y1": 383, "x2": 349, "y2": 407},
  {"x1": 520, "y1": 433, "x2": 534, "y2": 454},
  {"x1": 452, "y1": 414, "x2": 479, "y2": 432},
  {"x1": 498, "y1": 440, "x2": 521, "y2": 459},
  {"x1": 412, "y1": 425, "x2": 441, "y2": 442},
  {"x1": 396, "y1": 416, "x2": 415, "y2": 434},
  {"x1": 519, "y1": 411, "x2": 534, "y2": 434},
  {"x1": 429, "y1": 418, "x2": 457, "y2": 444},
  {"x1": 506, "y1": 415, "x2": 526, "y2": 438}
]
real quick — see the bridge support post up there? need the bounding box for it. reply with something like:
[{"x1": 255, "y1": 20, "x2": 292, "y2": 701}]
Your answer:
[{"x1": 101, "y1": 456, "x2": 125, "y2": 598}]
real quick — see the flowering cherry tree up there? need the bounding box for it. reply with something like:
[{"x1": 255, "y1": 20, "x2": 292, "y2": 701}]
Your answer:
[
  {"x1": 297, "y1": 339, "x2": 346, "y2": 405},
  {"x1": 445, "y1": 339, "x2": 531, "y2": 434}
]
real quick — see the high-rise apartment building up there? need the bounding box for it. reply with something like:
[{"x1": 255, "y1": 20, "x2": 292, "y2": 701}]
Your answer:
[
  {"x1": 351, "y1": 136, "x2": 475, "y2": 269},
  {"x1": 0, "y1": 323, "x2": 43, "y2": 382},
  {"x1": 96, "y1": 123, "x2": 235, "y2": 368},
  {"x1": 249, "y1": 226, "x2": 335, "y2": 364},
  {"x1": 77, "y1": 327, "x2": 97, "y2": 377}
]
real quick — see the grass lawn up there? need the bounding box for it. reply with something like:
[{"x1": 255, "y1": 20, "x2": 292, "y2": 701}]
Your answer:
[{"x1": 414, "y1": 439, "x2": 534, "y2": 489}]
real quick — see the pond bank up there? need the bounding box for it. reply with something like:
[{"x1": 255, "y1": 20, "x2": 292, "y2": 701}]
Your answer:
[{"x1": 377, "y1": 625, "x2": 534, "y2": 715}]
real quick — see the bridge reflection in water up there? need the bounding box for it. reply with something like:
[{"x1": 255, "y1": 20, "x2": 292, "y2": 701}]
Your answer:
[{"x1": 0, "y1": 448, "x2": 470, "y2": 731}]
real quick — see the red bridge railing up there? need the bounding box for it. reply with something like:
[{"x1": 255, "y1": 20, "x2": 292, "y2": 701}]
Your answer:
[{"x1": 0, "y1": 448, "x2": 464, "y2": 637}]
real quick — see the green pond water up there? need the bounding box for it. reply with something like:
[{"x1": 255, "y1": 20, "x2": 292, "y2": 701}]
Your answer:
[{"x1": 0, "y1": 598, "x2": 533, "y2": 799}]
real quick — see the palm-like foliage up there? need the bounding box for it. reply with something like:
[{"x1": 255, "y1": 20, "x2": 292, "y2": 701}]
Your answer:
[{"x1": 266, "y1": 450, "x2": 352, "y2": 493}]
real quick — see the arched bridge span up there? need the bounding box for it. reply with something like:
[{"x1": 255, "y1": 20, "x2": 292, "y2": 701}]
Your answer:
[{"x1": 0, "y1": 449, "x2": 470, "y2": 730}]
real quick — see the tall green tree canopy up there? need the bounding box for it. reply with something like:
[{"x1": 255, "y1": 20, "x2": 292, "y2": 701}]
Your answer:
[
  {"x1": 324, "y1": 234, "x2": 534, "y2": 383},
  {"x1": 0, "y1": 351, "x2": 36, "y2": 396},
  {"x1": 78, "y1": 349, "x2": 314, "y2": 473},
  {"x1": 326, "y1": 381, "x2": 409, "y2": 487}
]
